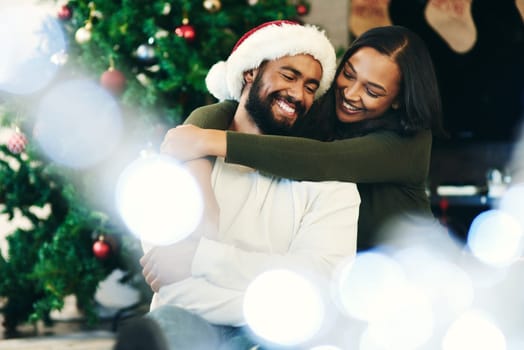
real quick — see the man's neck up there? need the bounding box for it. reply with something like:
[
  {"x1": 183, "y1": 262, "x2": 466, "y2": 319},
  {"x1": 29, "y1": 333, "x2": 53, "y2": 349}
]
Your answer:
[{"x1": 229, "y1": 102, "x2": 262, "y2": 135}]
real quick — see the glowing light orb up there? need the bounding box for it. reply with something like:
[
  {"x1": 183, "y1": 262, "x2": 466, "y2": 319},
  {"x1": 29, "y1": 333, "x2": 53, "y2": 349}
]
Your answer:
[
  {"x1": 115, "y1": 154, "x2": 203, "y2": 245},
  {"x1": 443, "y1": 310, "x2": 506, "y2": 350},
  {"x1": 366, "y1": 284, "x2": 434, "y2": 350},
  {"x1": 34, "y1": 79, "x2": 123, "y2": 168},
  {"x1": 467, "y1": 209, "x2": 523, "y2": 267},
  {"x1": 336, "y1": 251, "x2": 406, "y2": 322},
  {"x1": 243, "y1": 269, "x2": 325, "y2": 347},
  {"x1": 0, "y1": 5, "x2": 66, "y2": 94},
  {"x1": 393, "y1": 246, "x2": 474, "y2": 320},
  {"x1": 499, "y1": 184, "x2": 524, "y2": 230}
]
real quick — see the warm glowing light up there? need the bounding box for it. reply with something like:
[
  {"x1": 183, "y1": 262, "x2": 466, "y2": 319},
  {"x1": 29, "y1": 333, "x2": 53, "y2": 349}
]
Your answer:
[
  {"x1": 115, "y1": 154, "x2": 203, "y2": 245},
  {"x1": 243, "y1": 269, "x2": 325, "y2": 347}
]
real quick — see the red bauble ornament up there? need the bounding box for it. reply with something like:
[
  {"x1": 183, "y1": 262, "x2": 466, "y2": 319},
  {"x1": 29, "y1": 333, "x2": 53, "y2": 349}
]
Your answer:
[
  {"x1": 57, "y1": 4, "x2": 72, "y2": 20},
  {"x1": 93, "y1": 238, "x2": 111, "y2": 260},
  {"x1": 175, "y1": 24, "x2": 196, "y2": 43},
  {"x1": 7, "y1": 130, "x2": 28, "y2": 154},
  {"x1": 100, "y1": 68, "x2": 126, "y2": 95},
  {"x1": 296, "y1": 3, "x2": 309, "y2": 16}
]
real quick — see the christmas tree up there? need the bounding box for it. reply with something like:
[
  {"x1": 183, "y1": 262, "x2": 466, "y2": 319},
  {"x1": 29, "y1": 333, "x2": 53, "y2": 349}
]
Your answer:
[{"x1": 0, "y1": 0, "x2": 310, "y2": 333}]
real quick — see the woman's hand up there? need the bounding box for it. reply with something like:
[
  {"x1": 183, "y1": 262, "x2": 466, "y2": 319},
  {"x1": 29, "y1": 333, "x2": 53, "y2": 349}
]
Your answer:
[{"x1": 160, "y1": 124, "x2": 226, "y2": 161}]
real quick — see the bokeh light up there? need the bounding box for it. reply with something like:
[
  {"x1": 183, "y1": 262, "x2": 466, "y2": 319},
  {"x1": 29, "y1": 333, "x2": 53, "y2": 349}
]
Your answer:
[
  {"x1": 243, "y1": 269, "x2": 325, "y2": 347},
  {"x1": 467, "y1": 209, "x2": 523, "y2": 267},
  {"x1": 34, "y1": 79, "x2": 123, "y2": 169},
  {"x1": 498, "y1": 184, "x2": 524, "y2": 230},
  {"x1": 393, "y1": 246, "x2": 474, "y2": 324},
  {"x1": 442, "y1": 310, "x2": 507, "y2": 350},
  {"x1": 0, "y1": 4, "x2": 66, "y2": 94},
  {"x1": 335, "y1": 251, "x2": 406, "y2": 322},
  {"x1": 364, "y1": 284, "x2": 434, "y2": 350},
  {"x1": 115, "y1": 153, "x2": 203, "y2": 245}
]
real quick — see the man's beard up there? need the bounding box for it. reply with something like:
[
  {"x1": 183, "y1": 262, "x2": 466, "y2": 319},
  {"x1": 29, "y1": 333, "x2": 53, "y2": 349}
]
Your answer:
[{"x1": 245, "y1": 75, "x2": 306, "y2": 136}]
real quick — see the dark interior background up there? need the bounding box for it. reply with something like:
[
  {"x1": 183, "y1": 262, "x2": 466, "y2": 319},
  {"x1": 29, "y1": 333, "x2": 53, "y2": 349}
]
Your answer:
[{"x1": 380, "y1": 0, "x2": 524, "y2": 237}]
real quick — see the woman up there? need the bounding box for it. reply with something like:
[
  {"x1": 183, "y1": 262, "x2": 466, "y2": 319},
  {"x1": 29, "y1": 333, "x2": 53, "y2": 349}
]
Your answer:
[{"x1": 162, "y1": 25, "x2": 446, "y2": 250}]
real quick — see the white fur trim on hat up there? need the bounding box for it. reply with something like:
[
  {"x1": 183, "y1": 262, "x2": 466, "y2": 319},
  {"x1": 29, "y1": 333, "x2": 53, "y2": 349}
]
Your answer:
[{"x1": 205, "y1": 21, "x2": 336, "y2": 102}]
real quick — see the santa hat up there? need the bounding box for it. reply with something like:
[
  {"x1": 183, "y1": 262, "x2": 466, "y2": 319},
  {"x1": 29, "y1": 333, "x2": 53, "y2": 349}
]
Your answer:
[{"x1": 205, "y1": 20, "x2": 336, "y2": 102}]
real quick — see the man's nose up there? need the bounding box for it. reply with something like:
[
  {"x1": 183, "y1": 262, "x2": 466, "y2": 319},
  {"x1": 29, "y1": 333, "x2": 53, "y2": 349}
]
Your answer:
[{"x1": 287, "y1": 83, "x2": 305, "y2": 102}]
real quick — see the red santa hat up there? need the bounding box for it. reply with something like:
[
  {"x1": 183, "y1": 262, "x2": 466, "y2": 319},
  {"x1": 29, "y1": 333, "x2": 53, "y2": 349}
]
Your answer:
[{"x1": 205, "y1": 20, "x2": 336, "y2": 101}]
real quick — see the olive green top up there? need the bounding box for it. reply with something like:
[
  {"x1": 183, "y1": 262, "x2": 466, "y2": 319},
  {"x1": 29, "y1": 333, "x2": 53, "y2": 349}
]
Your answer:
[{"x1": 185, "y1": 100, "x2": 435, "y2": 250}]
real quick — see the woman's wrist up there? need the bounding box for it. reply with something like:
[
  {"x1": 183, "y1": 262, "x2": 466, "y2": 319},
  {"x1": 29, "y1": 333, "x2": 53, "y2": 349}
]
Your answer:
[{"x1": 203, "y1": 129, "x2": 227, "y2": 157}]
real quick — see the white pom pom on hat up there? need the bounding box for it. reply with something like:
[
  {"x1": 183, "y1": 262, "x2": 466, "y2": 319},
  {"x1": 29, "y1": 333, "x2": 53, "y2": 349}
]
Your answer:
[{"x1": 205, "y1": 20, "x2": 336, "y2": 102}]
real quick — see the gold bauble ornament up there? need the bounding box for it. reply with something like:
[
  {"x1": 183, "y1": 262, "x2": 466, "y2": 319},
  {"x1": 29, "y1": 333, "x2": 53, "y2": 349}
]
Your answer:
[{"x1": 203, "y1": 0, "x2": 221, "y2": 12}]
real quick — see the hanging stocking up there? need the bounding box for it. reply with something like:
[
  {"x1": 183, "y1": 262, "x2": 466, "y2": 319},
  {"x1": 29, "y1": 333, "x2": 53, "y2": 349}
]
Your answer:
[
  {"x1": 424, "y1": 0, "x2": 477, "y2": 53},
  {"x1": 349, "y1": 0, "x2": 393, "y2": 38}
]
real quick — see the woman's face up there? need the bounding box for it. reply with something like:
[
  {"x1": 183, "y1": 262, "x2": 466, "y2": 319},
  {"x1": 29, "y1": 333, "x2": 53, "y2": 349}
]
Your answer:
[{"x1": 335, "y1": 47, "x2": 401, "y2": 124}]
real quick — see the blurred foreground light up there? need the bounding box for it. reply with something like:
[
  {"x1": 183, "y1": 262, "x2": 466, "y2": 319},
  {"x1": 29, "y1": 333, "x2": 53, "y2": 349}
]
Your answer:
[
  {"x1": 34, "y1": 79, "x2": 123, "y2": 168},
  {"x1": 335, "y1": 251, "x2": 406, "y2": 322},
  {"x1": 393, "y1": 246, "x2": 474, "y2": 322},
  {"x1": 467, "y1": 209, "x2": 523, "y2": 267},
  {"x1": 0, "y1": 5, "x2": 66, "y2": 94},
  {"x1": 443, "y1": 310, "x2": 506, "y2": 350},
  {"x1": 364, "y1": 284, "x2": 434, "y2": 350},
  {"x1": 243, "y1": 269, "x2": 325, "y2": 347},
  {"x1": 115, "y1": 154, "x2": 203, "y2": 245},
  {"x1": 499, "y1": 184, "x2": 524, "y2": 230}
]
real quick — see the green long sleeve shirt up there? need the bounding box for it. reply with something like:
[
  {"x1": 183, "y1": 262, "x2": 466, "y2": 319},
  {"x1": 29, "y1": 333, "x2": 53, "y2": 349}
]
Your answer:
[{"x1": 185, "y1": 100, "x2": 436, "y2": 250}]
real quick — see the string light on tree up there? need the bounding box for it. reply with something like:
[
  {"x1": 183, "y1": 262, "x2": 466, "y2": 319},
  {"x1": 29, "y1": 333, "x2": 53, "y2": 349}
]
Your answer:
[
  {"x1": 247, "y1": 0, "x2": 259, "y2": 5},
  {"x1": 175, "y1": 17, "x2": 196, "y2": 43},
  {"x1": 203, "y1": 0, "x2": 222, "y2": 13},
  {"x1": 162, "y1": 2, "x2": 172, "y2": 15}
]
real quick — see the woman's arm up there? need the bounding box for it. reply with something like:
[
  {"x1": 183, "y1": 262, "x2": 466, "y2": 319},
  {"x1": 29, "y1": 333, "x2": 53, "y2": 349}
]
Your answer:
[
  {"x1": 165, "y1": 99, "x2": 431, "y2": 185},
  {"x1": 183, "y1": 100, "x2": 237, "y2": 129},
  {"x1": 161, "y1": 101, "x2": 236, "y2": 242},
  {"x1": 225, "y1": 129, "x2": 433, "y2": 184}
]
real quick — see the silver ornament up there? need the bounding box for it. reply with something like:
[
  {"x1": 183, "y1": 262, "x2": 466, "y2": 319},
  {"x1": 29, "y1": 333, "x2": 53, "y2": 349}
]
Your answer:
[{"x1": 136, "y1": 44, "x2": 155, "y2": 61}]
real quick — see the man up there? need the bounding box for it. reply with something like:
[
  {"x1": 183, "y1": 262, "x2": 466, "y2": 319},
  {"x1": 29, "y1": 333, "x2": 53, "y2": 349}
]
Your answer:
[{"x1": 115, "y1": 20, "x2": 359, "y2": 350}]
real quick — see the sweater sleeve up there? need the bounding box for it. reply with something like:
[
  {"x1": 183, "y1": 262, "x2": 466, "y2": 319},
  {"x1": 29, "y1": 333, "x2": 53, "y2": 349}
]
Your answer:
[
  {"x1": 191, "y1": 181, "x2": 360, "y2": 292},
  {"x1": 183, "y1": 100, "x2": 237, "y2": 129},
  {"x1": 225, "y1": 130, "x2": 432, "y2": 184}
]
